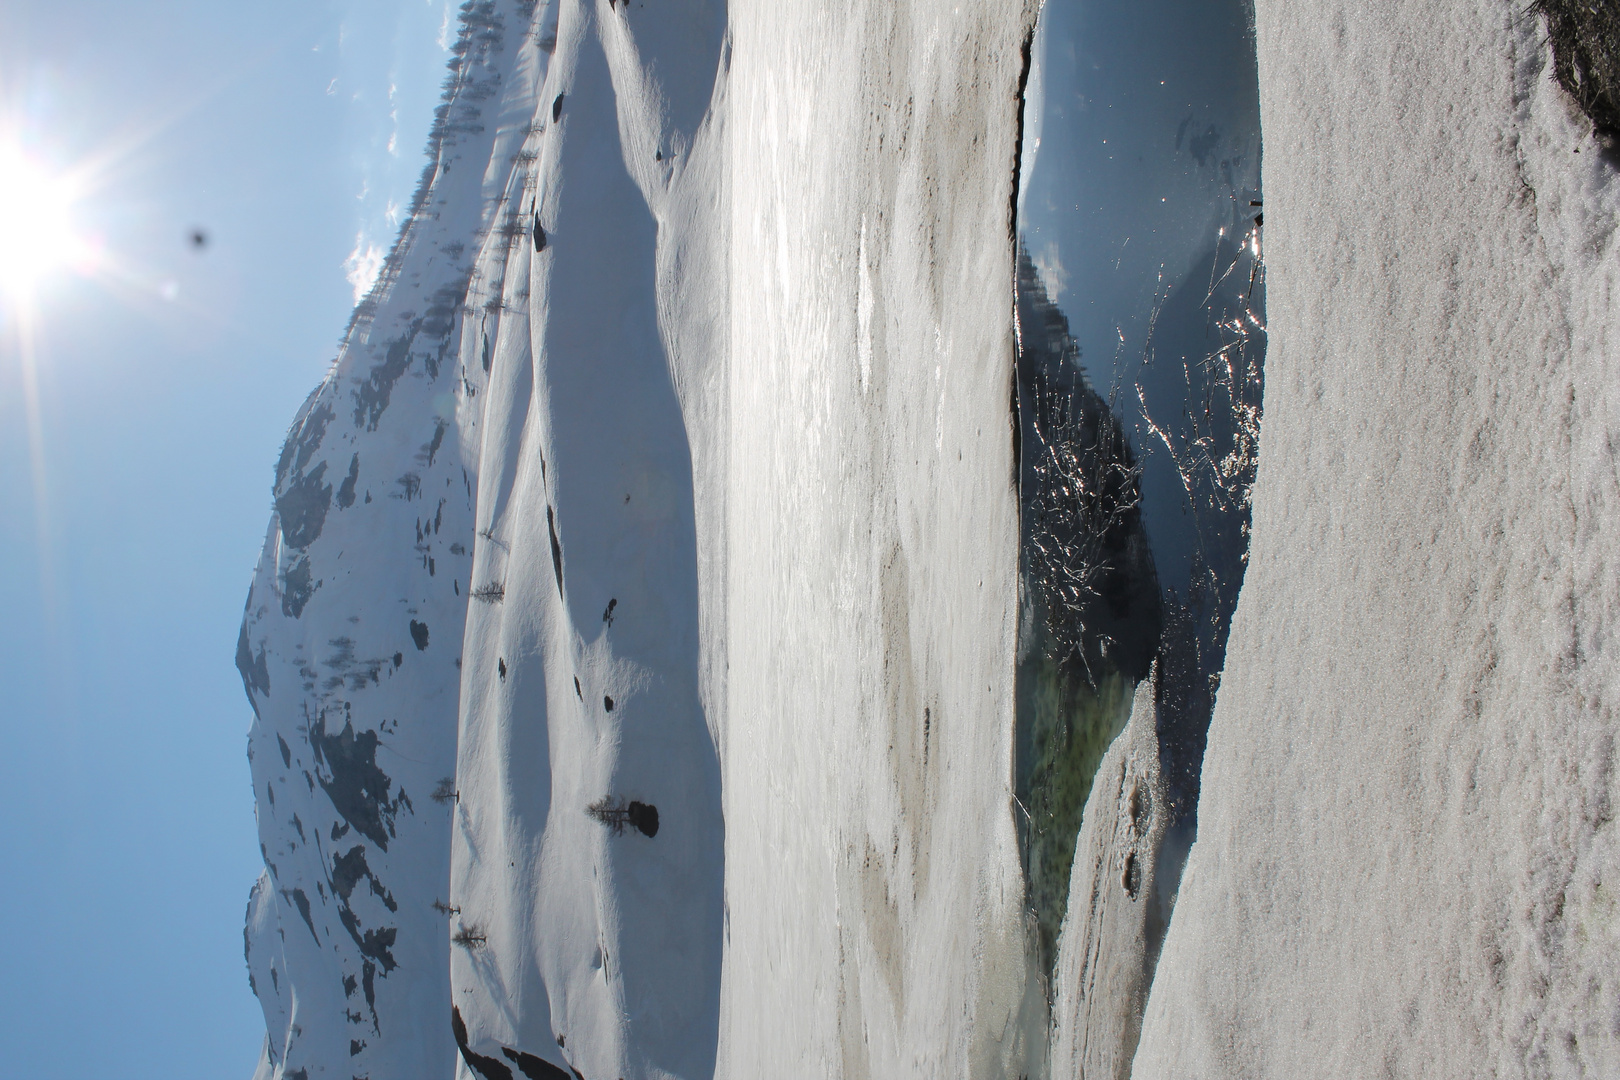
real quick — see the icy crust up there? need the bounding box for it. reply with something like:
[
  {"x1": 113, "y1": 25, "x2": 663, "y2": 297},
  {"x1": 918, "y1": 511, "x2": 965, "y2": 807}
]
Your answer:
[
  {"x1": 1134, "y1": 2, "x2": 1620, "y2": 1075},
  {"x1": 239, "y1": 4, "x2": 542, "y2": 1078}
]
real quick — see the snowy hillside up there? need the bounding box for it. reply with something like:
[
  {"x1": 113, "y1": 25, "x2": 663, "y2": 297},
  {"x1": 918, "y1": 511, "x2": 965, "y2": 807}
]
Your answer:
[
  {"x1": 446, "y1": 0, "x2": 727, "y2": 1076},
  {"x1": 238, "y1": 0, "x2": 1620, "y2": 1077},
  {"x1": 240, "y1": 3, "x2": 540, "y2": 1076}
]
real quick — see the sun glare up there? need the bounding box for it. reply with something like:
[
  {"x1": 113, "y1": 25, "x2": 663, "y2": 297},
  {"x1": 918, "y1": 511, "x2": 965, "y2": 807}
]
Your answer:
[{"x1": 0, "y1": 143, "x2": 92, "y2": 299}]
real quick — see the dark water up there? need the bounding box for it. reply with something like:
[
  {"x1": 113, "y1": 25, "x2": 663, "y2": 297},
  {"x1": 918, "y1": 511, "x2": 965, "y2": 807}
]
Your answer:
[{"x1": 1013, "y1": 0, "x2": 1265, "y2": 992}]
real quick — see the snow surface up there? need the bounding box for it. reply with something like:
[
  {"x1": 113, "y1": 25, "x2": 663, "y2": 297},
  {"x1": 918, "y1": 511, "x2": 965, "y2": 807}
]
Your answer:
[
  {"x1": 1049, "y1": 675, "x2": 1168, "y2": 1080},
  {"x1": 1134, "y1": 2, "x2": 1620, "y2": 1075},
  {"x1": 714, "y1": 3, "x2": 1039, "y2": 1076}
]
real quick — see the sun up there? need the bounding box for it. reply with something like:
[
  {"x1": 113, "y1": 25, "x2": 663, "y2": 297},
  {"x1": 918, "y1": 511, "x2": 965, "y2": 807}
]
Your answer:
[{"x1": 0, "y1": 142, "x2": 93, "y2": 300}]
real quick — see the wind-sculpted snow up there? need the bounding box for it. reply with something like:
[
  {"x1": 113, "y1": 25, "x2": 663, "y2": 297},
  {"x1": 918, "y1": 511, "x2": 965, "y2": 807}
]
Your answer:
[{"x1": 240, "y1": 3, "x2": 540, "y2": 1077}]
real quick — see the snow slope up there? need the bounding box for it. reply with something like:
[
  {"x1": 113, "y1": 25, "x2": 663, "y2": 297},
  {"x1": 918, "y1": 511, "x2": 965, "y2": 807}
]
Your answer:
[
  {"x1": 446, "y1": 0, "x2": 727, "y2": 1077},
  {"x1": 1134, "y1": 2, "x2": 1620, "y2": 1075},
  {"x1": 239, "y1": 3, "x2": 542, "y2": 1077}
]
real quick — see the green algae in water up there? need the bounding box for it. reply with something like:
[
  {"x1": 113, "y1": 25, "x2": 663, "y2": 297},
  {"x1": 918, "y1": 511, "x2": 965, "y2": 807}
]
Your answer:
[{"x1": 1018, "y1": 648, "x2": 1135, "y2": 978}]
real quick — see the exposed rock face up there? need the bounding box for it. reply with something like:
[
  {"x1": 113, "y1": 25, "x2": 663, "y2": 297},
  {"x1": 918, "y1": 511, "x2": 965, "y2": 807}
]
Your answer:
[{"x1": 1536, "y1": 0, "x2": 1620, "y2": 141}]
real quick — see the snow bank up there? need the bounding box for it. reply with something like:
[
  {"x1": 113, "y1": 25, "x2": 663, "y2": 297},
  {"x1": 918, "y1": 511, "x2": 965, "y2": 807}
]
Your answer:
[
  {"x1": 1134, "y1": 2, "x2": 1620, "y2": 1074},
  {"x1": 1049, "y1": 674, "x2": 1168, "y2": 1079}
]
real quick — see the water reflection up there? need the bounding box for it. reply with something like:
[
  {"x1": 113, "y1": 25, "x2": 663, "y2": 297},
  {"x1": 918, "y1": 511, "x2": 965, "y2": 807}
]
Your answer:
[{"x1": 1014, "y1": 0, "x2": 1264, "y2": 1003}]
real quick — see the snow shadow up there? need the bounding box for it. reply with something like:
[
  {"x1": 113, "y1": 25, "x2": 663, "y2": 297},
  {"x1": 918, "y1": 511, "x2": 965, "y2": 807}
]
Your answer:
[{"x1": 538, "y1": 16, "x2": 723, "y2": 1078}]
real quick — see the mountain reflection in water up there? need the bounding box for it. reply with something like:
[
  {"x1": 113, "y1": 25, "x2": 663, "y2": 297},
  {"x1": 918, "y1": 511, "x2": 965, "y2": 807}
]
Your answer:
[{"x1": 1013, "y1": 0, "x2": 1266, "y2": 1002}]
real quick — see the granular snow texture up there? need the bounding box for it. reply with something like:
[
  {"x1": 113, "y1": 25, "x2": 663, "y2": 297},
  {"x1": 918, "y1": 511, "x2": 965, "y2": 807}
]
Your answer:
[{"x1": 1134, "y1": 2, "x2": 1620, "y2": 1075}]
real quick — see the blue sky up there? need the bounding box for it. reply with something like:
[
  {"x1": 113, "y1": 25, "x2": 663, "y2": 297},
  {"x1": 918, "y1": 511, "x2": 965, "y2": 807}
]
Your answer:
[{"x1": 0, "y1": 2, "x2": 451, "y2": 1075}]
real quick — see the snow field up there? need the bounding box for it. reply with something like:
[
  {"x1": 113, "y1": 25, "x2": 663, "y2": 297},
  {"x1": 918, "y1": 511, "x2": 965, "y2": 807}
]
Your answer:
[
  {"x1": 717, "y1": 3, "x2": 1040, "y2": 1076},
  {"x1": 450, "y1": 1, "x2": 727, "y2": 1077}
]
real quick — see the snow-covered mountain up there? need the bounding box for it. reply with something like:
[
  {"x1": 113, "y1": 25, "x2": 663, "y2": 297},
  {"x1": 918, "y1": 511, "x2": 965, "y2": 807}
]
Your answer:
[
  {"x1": 240, "y1": 4, "x2": 539, "y2": 1076},
  {"x1": 238, "y1": 0, "x2": 1620, "y2": 1077}
]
